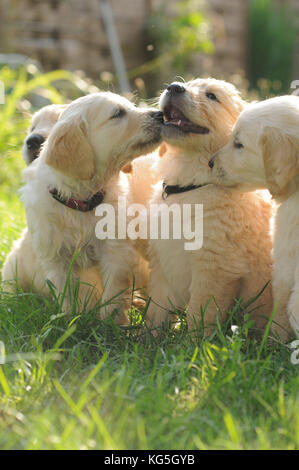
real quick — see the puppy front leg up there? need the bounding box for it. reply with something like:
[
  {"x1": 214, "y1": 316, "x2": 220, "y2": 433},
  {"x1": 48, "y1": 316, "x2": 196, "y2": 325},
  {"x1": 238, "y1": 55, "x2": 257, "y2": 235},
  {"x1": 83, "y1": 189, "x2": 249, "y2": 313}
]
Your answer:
[
  {"x1": 286, "y1": 264, "x2": 299, "y2": 339},
  {"x1": 271, "y1": 271, "x2": 293, "y2": 342},
  {"x1": 98, "y1": 240, "x2": 136, "y2": 324},
  {"x1": 146, "y1": 257, "x2": 181, "y2": 331},
  {"x1": 41, "y1": 259, "x2": 77, "y2": 313},
  {"x1": 187, "y1": 269, "x2": 240, "y2": 337},
  {"x1": 78, "y1": 267, "x2": 103, "y2": 310}
]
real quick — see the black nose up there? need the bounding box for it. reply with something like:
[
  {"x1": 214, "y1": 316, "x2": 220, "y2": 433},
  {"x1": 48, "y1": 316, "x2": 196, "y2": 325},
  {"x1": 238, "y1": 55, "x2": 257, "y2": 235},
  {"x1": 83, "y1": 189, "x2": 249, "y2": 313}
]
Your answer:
[
  {"x1": 167, "y1": 82, "x2": 186, "y2": 95},
  {"x1": 208, "y1": 158, "x2": 214, "y2": 169},
  {"x1": 26, "y1": 134, "x2": 45, "y2": 150}
]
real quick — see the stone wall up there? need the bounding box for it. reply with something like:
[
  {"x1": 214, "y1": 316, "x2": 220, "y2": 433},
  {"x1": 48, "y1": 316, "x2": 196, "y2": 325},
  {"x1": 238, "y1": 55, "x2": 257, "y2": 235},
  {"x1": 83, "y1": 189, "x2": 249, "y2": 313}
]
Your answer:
[
  {"x1": 0, "y1": 0, "x2": 297, "y2": 88},
  {"x1": 0, "y1": 0, "x2": 150, "y2": 76}
]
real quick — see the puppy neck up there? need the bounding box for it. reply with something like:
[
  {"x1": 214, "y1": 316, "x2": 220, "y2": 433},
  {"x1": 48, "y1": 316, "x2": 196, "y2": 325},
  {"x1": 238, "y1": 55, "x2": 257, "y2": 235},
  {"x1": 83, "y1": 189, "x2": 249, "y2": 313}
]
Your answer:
[
  {"x1": 35, "y1": 155, "x2": 125, "y2": 202},
  {"x1": 48, "y1": 167, "x2": 104, "y2": 200},
  {"x1": 156, "y1": 143, "x2": 214, "y2": 187}
]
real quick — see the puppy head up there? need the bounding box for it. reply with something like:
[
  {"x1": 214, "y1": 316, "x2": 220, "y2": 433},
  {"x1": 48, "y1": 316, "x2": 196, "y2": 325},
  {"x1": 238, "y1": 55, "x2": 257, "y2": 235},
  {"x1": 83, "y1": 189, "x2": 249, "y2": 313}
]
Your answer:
[
  {"x1": 44, "y1": 92, "x2": 163, "y2": 181},
  {"x1": 209, "y1": 96, "x2": 299, "y2": 197},
  {"x1": 22, "y1": 104, "x2": 67, "y2": 165},
  {"x1": 159, "y1": 78, "x2": 245, "y2": 154}
]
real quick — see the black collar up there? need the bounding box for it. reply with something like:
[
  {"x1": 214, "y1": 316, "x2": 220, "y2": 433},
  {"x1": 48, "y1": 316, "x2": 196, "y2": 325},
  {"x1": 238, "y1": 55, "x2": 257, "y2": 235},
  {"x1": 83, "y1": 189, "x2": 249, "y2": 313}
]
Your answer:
[
  {"x1": 49, "y1": 188, "x2": 105, "y2": 212},
  {"x1": 162, "y1": 182, "x2": 207, "y2": 199}
]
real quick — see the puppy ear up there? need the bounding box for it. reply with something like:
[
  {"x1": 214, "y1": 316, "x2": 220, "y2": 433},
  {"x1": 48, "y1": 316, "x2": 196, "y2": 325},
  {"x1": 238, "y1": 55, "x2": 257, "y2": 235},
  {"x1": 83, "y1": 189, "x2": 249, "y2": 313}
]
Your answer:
[
  {"x1": 260, "y1": 127, "x2": 299, "y2": 197},
  {"x1": 45, "y1": 117, "x2": 95, "y2": 180},
  {"x1": 159, "y1": 142, "x2": 167, "y2": 158}
]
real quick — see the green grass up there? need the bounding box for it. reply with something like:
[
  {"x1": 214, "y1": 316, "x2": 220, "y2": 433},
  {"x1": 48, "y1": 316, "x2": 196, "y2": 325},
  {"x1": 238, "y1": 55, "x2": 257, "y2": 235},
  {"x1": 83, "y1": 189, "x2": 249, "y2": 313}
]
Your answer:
[
  {"x1": 0, "y1": 67, "x2": 298, "y2": 450},
  {"x1": 0, "y1": 191, "x2": 298, "y2": 450}
]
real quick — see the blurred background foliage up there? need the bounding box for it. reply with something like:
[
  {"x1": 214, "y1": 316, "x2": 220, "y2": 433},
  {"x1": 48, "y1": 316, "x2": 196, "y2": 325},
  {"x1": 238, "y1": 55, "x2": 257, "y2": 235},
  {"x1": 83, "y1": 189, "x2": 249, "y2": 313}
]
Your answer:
[
  {"x1": 0, "y1": 66, "x2": 101, "y2": 193},
  {"x1": 248, "y1": 0, "x2": 297, "y2": 96},
  {"x1": 140, "y1": 0, "x2": 214, "y2": 85},
  {"x1": 0, "y1": 0, "x2": 298, "y2": 190}
]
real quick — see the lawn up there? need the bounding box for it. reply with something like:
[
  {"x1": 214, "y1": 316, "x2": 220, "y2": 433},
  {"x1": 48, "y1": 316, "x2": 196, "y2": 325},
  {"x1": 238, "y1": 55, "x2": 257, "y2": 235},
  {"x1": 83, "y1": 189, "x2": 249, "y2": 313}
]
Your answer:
[{"x1": 0, "y1": 68, "x2": 298, "y2": 451}]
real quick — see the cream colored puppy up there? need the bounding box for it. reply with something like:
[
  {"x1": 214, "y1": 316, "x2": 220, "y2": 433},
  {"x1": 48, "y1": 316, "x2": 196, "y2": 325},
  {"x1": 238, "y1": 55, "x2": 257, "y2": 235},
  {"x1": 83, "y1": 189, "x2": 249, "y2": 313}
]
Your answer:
[
  {"x1": 146, "y1": 78, "x2": 274, "y2": 335},
  {"x1": 5, "y1": 101, "x2": 102, "y2": 310},
  {"x1": 22, "y1": 104, "x2": 67, "y2": 164},
  {"x1": 3, "y1": 92, "x2": 163, "y2": 321},
  {"x1": 209, "y1": 95, "x2": 299, "y2": 339}
]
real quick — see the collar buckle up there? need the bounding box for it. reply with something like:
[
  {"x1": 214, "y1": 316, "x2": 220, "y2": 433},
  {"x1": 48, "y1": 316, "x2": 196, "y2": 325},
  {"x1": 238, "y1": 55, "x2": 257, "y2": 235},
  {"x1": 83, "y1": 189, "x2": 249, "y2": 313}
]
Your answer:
[{"x1": 162, "y1": 182, "x2": 168, "y2": 200}]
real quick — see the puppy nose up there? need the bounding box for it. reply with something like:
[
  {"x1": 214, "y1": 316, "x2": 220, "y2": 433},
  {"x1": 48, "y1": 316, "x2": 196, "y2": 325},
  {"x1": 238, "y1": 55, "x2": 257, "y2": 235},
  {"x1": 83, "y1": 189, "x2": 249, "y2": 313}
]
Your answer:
[
  {"x1": 167, "y1": 83, "x2": 186, "y2": 95},
  {"x1": 26, "y1": 134, "x2": 44, "y2": 150},
  {"x1": 208, "y1": 158, "x2": 214, "y2": 169}
]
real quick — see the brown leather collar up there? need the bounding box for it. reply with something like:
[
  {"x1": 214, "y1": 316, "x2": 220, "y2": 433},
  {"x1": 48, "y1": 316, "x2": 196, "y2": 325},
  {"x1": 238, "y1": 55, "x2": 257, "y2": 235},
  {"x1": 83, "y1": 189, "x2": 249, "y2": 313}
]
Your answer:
[{"x1": 49, "y1": 188, "x2": 105, "y2": 212}]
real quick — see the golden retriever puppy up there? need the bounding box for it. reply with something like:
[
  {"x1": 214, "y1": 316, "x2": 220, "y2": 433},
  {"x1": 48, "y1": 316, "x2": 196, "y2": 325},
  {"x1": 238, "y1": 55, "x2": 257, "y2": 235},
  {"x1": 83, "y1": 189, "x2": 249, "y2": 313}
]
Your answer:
[
  {"x1": 4, "y1": 102, "x2": 102, "y2": 310},
  {"x1": 209, "y1": 95, "x2": 299, "y2": 340},
  {"x1": 22, "y1": 104, "x2": 67, "y2": 164},
  {"x1": 146, "y1": 78, "x2": 273, "y2": 335},
  {"x1": 3, "y1": 92, "x2": 163, "y2": 321}
]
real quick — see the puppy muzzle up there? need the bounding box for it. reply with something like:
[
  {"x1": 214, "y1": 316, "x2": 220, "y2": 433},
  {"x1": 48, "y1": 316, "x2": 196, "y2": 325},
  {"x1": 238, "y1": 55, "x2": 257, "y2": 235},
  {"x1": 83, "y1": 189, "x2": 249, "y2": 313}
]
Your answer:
[{"x1": 25, "y1": 133, "x2": 45, "y2": 163}]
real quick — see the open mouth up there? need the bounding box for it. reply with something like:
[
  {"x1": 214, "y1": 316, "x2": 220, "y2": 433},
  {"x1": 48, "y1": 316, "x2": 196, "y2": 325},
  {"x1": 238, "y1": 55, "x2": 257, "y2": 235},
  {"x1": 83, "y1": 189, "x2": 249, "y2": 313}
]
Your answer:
[{"x1": 163, "y1": 104, "x2": 209, "y2": 135}]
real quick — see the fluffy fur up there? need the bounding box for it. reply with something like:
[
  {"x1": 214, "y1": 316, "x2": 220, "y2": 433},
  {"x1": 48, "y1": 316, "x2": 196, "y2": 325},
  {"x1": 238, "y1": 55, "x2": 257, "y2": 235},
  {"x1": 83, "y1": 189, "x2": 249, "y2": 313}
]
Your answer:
[
  {"x1": 146, "y1": 78, "x2": 274, "y2": 335},
  {"x1": 209, "y1": 95, "x2": 299, "y2": 340},
  {"x1": 6, "y1": 103, "x2": 104, "y2": 309},
  {"x1": 3, "y1": 92, "x2": 163, "y2": 321}
]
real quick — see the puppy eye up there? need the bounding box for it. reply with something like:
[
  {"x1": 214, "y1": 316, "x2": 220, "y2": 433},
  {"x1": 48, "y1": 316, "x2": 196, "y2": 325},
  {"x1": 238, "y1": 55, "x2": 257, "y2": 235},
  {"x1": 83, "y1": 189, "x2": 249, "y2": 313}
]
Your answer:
[
  {"x1": 234, "y1": 140, "x2": 244, "y2": 149},
  {"x1": 111, "y1": 108, "x2": 126, "y2": 119},
  {"x1": 206, "y1": 92, "x2": 218, "y2": 102}
]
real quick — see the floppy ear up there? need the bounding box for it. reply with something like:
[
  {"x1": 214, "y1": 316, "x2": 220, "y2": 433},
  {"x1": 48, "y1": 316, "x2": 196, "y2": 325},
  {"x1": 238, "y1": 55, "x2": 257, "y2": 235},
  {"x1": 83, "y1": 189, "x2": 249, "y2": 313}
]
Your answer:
[
  {"x1": 158, "y1": 142, "x2": 167, "y2": 158},
  {"x1": 45, "y1": 117, "x2": 95, "y2": 180},
  {"x1": 260, "y1": 127, "x2": 299, "y2": 197}
]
